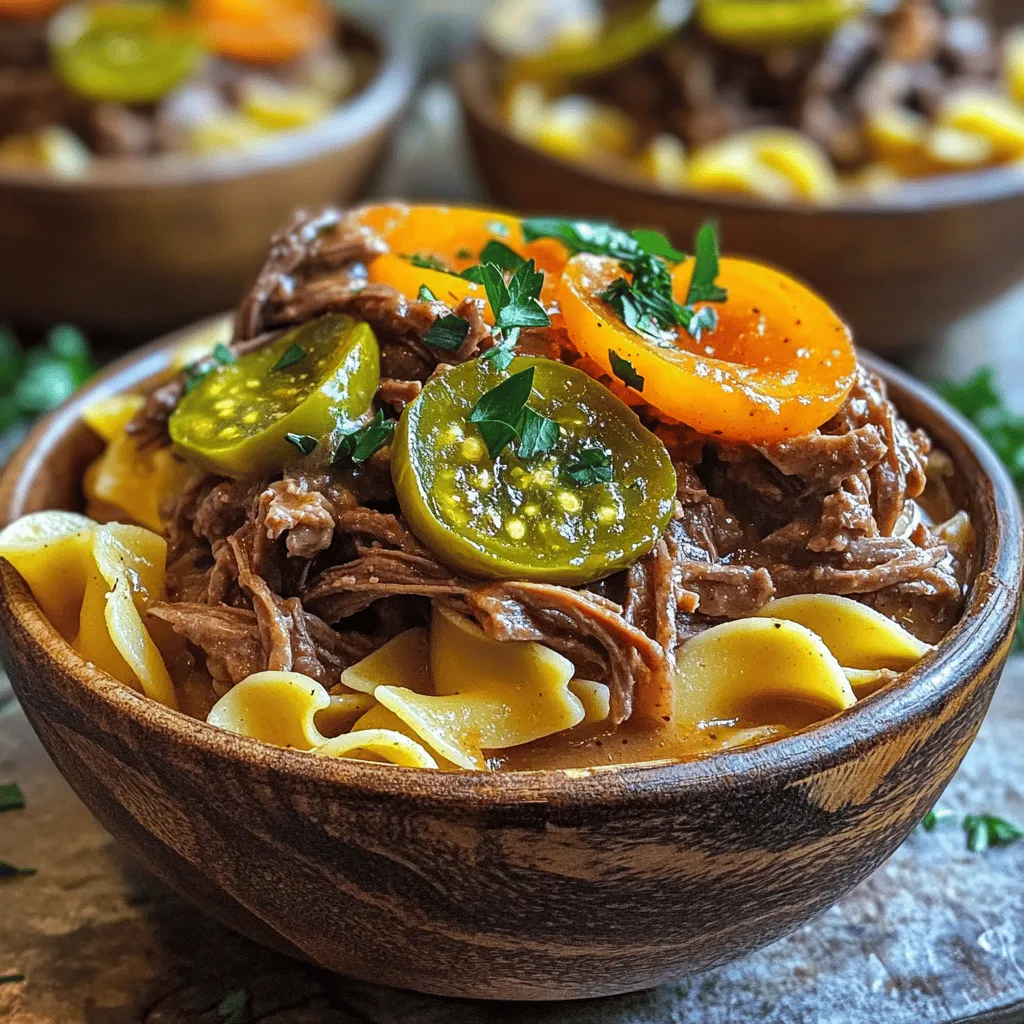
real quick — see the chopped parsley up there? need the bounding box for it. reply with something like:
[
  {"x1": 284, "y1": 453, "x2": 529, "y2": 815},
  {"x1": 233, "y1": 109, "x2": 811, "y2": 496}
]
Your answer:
[
  {"x1": 217, "y1": 988, "x2": 251, "y2": 1024},
  {"x1": 964, "y1": 814, "x2": 1023, "y2": 853},
  {"x1": 212, "y1": 342, "x2": 235, "y2": 365},
  {"x1": 334, "y1": 410, "x2": 395, "y2": 464},
  {"x1": 469, "y1": 366, "x2": 559, "y2": 460},
  {"x1": 479, "y1": 239, "x2": 525, "y2": 273},
  {"x1": 271, "y1": 343, "x2": 306, "y2": 373},
  {"x1": 0, "y1": 974, "x2": 24, "y2": 985},
  {"x1": 566, "y1": 448, "x2": 612, "y2": 485},
  {"x1": 630, "y1": 228, "x2": 685, "y2": 262},
  {"x1": 0, "y1": 782, "x2": 25, "y2": 812},
  {"x1": 417, "y1": 284, "x2": 436, "y2": 302},
  {"x1": 523, "y1": 217, "x2": 668, "y2": 263},
  {"x1": 480, "y1": 342, "x2": 515, "y2": 372},
  {"x1": 0, "y1": 861, "x2": 35, "y2": 879},
  {"x1": 284, "y1": 433, "x2": 317, "y2": 456},
  {"x1": 685, "y1": 221, "x2": 728, "y2": 304},
  {"x1": 405, "y1": 253, "x2": 449, "y2": 273},
  {"x1": 921, "y1": 807, "x2": 955, "y2": 831},
  {"x1": 608, "y1": 350, "x2": 644, "y2": 392},
  {"x1": 424, "y1": 314, "x2": 471, "y2": 352}
]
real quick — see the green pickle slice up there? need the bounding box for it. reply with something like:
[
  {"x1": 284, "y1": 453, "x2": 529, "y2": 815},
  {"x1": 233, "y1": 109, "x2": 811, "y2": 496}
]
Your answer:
[
  {"x1": 169, "y1": 313, "x2": 379, "y2": 477},
  {"x1": 393, "y1": 356, "x2": 677, "y2": 585},
  {"x1": 51, "y1": 2, "x2": 203, "y2": 105}
]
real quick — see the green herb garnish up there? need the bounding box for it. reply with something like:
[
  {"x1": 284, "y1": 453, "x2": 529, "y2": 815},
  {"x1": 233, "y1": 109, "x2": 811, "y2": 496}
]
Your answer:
[
  {"x1": 687, "y1": 304, "x2": 719, "y2": 341},
  {"x1": 417, "y1": 284, "x2": 436, "y2": 302},
  {"x1": 217, "y1": 988, "x2": 251, "y2": 1024},
  {"x1": 630, "y1": 228, "x2": 686, "y2": 262},
  {"x1": 469, "y1": 366, "x2": 558, "y2": 460},
  {"x1": 0, "y1": 782, "x2": 25, "y2": 812},
  {"x1": 212, "y1": 342, "x2": 235, "y2": 365},
  {"x1": 566, "y1": 448, "x2": 612, "y2": 485},
  {"x1": 685, "y1": 221, "x2": 728, "y2": 304},
  {"x1": 608, "y1": 350, "x2": 644, "y2": 392},
  {"x1": 0, "y1": 974, "x2": 24, "y2": 985},
  {"x1": 921, "y1": 807, "x2": 955, "y2": 831},
  {"x1": 424, "y1": 314, "x2": 471, "y2": 352},
  {"x1": 0, "y1": 862, "x2": 36, "y2": 879},
  {"x1": 271, "y1": 343, "x2": 306, "y2": 372},
  {"x1": 964, "y1": 813, "x2": 1023, "y2": 853},
  {"x1": 284, "y1": 433, "x2": 317, "y2": 456},
  {"x1": 480, "y1": 342, "x2": 515, "y2": 372},
  {"x1": 406, "y1": 253, "x2": 449, "y2": 273},
  {"x1": 334, "y1": 410, "x2": 395, "y2": 464},
  {"x1": 479, "y1": 239, "x2": 525, "y2": 273}
]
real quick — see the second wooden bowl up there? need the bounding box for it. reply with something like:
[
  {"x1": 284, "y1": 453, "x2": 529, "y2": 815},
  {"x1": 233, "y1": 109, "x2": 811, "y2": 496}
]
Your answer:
[
  {"x1": 0, "y1": 23, "x2": 414, "y2": 338},
  {"x1": 0, "y1": 324, "x2": 1020, "y2": 999},
  {"x1": 455, "y1": 53, "x2": 1024, "y2": 354}
]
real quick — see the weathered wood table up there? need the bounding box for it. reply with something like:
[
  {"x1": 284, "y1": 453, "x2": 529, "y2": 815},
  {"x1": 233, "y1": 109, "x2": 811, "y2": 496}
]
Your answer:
[{"x1": 2, "y1": 82, "x2": 1024, "y2": 1024}]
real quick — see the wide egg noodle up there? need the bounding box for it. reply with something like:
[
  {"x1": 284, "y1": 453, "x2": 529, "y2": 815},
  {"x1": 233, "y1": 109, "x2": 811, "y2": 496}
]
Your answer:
[
  {"x1": 755, "y1": 593, "x2": 931, "y2": 670},
  {"x1": 207, "y1": 671, "x2": 332, "y2": 749},
  {"x1": 82, "y1": 394, "x2": 193, "y2": 532},
  {"x1": 0, "y1": 512, "x2": 176, "y2": 708},
  {"x1": 317, "y1": 730, "x2": 439, "y2": 769},
  {"x1": 674, "y1": 617, "x2": 856, "y2": 727},
  {"x1": 568, "y1": 678, "x2": 611, "y2": 725}
]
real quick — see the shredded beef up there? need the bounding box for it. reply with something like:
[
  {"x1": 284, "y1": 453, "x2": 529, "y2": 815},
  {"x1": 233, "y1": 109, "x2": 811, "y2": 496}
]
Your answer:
[{"x1": 138, "y1": 204, "x2": 970, "y2": 727}]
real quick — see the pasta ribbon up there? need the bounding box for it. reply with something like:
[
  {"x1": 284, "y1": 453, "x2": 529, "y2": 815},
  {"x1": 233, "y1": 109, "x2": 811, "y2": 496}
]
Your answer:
[
  {"x1": 568, "y1": 679, "x2": 611, "y2": 726},
  {"x1": 83, "y1": 394, "x2": 192, "y2": 532},
  {"x1": 317, "y1": 730, "x2": 439, "y2": 769},
  {"x1": 756, "y1": 594, "x2": 931, "y2": 670},
  {"x1": 0, "y1": 510, "x2": 176, "y2": 708},
  {"x1": 674, "y1": 617, "x2": 856, "y2": 726}
]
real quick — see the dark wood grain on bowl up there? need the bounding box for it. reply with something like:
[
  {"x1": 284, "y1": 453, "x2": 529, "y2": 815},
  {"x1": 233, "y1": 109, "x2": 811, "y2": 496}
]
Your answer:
[
  {"x1": 454, "y1": 53, "x2": 1024, "y2": 354},
  {"x1": 0, "y1": 25, "x2": 412, "y2": 338},
  {"x1": 0, "y1": 326, "x2": 1020, "y2": 1000}
]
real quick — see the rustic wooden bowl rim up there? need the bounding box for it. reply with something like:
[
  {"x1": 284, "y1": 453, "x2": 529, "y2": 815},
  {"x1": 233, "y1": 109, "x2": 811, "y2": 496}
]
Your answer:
[
  {"x1": 454, "y1": 51, "x2": 1024, "y2": 217},
  {"x1": 0, "y1": 15, "x2": 416, "y2": 190},
  {"x1": 1, "y1": 316, "x2": 1020, "y2": 807}
]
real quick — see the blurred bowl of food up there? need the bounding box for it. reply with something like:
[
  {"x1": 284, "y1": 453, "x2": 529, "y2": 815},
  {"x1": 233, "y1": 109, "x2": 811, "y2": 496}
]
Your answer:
[
  {"x1": 0, "y1": 0, "x2": 414, "y2": 336},
  {"x1": 456, "y1": 0, "x2": 1024, "y2": 352}
]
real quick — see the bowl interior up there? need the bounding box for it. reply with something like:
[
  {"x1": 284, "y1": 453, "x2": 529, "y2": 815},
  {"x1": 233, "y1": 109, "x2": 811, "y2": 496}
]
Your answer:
[{"x1": 0, "y1": 320, "x2": 1020, "y2": 802}]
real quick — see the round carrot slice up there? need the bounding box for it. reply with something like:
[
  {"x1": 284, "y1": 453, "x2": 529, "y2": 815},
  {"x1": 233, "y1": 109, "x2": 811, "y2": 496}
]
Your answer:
[
  {"x1": 557, "y1": 253, "x2": 856, "y2": 443},
  {"x1": 357, "y1": 204, "x2": 567, "y2": 322},
  {"x1": 192, "y1": 0, "x2": 331, "y2": 65}
]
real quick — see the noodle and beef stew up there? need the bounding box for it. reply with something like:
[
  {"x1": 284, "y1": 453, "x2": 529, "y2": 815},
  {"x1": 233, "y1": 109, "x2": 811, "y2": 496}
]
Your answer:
[{"x1": 0, "y1": 204, "x2": 974, "y2": 771}]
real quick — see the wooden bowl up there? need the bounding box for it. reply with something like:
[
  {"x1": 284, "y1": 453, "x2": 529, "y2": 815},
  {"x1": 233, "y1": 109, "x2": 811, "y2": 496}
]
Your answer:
[
  {"x1": 0, "y1": 24, "x2": 414, "y2": 338},
  {"x1": 0, "y1": 322, "x2": 1020, "y2": 1001},
  {"x1": 455, "y1": 52, "x2": 1024, "y2": 354}
]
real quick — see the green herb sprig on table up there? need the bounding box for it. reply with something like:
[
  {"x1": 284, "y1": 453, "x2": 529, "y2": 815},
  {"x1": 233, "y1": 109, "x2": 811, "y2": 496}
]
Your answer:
[
  {"x1": 937, "y1": 366, "x2": 1024, "y2": 645},
  {"x1": 0, "y1": 861, "x2": 36, "y2": 879},
  {"x1": 0, "y1": 781, "x2": 25, "y2": 812},
  {"x1": 920, "y1": 806, "x2": 1023, "y2": 851}
]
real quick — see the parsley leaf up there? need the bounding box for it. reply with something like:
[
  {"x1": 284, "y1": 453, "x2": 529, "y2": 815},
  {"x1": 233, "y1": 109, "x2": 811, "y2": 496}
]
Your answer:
[
  {"x1": 406, "y1": 253, "x2": 448, "y2": 273},
  {"x1": 685, "y1": 221, "x2": 728, "y2": 304},
  {"x1": 468, "y1": 366, "x2": 557, "y2": 459},
  {"x1": 630, "y1": 228, "x2": 685, "y2": 262},
  {"x1": 271, "y1": 343, "x2": 306, "y2": 372},
  {"x1": 687, "y1": 304, "x2": 719, "y2": 341},
  {"x1": 964, "y1": 813, "x2": 1023, "y2": 852},
  {"x1": 0, "y1": 781, "x2": 25, "y2": 812},
  {"x1": 522, "y1": 217, "x2": 644, "y2": 261},
  {"x1": 284, "y1": 433, "x2": 317, "y2": 456},
  {"x1": 0, "y1": 974, "x2": 24, "y2": 985},
  {"x1": 921, "y1": 807, "x2": 955, "y2": 831},
  {"x1": 424, "y1": 314, "x2": 471, "y2": 352},
  {"x1": 212, "y1": 342, "x2": 235, "y2": 365},
  {"x1": 518, "y1": 407, "x2": 560, "y2": 458},
  {"x1": 217, "y1": 988, "x2": 251, "y2": 1024},
  {"x1": 476, "y1": 258, "x2": 549, "y2": 347},
  {"x1": 417, "y1": 284, "x2": 436, "y2": 302},
  {"x1": 479, "y1": 239, "x2": 525, "y2": 273},
  {"x1": 480, "y1": 342, "x2": 515, "y2": 372},
  {"x1": 0, "y1": 861, "x2": 36, "y2": 879},
  {"x1": 608, "y1": 349, "x2": 644, "y2": 391},
  {"x1": 566, "y1": 448, "x2": 612, "y2": 485},
  {"x1": 334, "y1": 410, "x2": 395, "y2": 464}
]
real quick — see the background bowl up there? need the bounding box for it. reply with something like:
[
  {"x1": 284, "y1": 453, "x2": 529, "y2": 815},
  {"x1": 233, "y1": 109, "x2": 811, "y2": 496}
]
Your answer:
[
  {"x1": 0, "y1": 22, "x2": 414, "y2": 339},
  {"x1": 455, "y1": 52, "x2": 1024, "y2": 355},
  {"x1": 0, "y1": 324, "x2": 1020, "y2": 1000}
]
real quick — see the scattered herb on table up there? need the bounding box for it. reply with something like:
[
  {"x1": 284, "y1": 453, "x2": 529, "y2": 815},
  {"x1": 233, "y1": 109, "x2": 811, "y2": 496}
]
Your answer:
[
  {"x1": 964, "y1": 814, "x2": 1023, "y2": 853},
  {"x1": 0, "y1": 861, "x2": 36, "y2": 879},
  {"x1": 0, "y1": 974, "x2": 25, "y2": 985},
  {"x1": 217, "y1": 987, "x2": 251, "y2": 1024},
  {"x1": 921, "y1": 807, "x2": 955, "y2": 831},
  {"x1": 938, "y1": 365, "x2": 1024, "y2": 646},
  {"x1": 334, "y1": 410, "x2": 396, "y2": 465},
  {"x1": 0, "y1": 781, "x2": 24, "y2": 812}
]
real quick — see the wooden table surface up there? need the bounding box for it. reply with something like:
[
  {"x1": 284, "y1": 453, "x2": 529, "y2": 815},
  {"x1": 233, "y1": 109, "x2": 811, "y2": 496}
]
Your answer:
[{"x1": 2, "y1": 81, "x2": 1024, "y2": 1024}]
